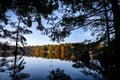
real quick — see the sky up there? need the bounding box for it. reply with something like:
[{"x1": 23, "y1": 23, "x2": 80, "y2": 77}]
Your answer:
[
  {"x1": 25, "y1": 27, "x2": 93, "y2": 46},
  {"x1": 0, "y1": 11, "x2": 94, "y2": 46}
]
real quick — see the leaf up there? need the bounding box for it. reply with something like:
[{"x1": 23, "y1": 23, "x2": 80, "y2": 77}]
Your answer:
[
  {"x1": 27, "y1": 19, "x2": 32, "y2": 27},
  {"x1": 19, "y1": 47, "x2": 25, "y2": 53},
  {"x1": 23, "y1": 19, "x2": 32, "y2": 27},
  {"x1": 25, "y1": 29, "x2": 32, "y2": 34},
  {"x1": 20, "y1": 35, "x2": 26, "y2": 41},
  {"x1": 36, "y1": 24, "x2": 44, "y2": 31},
  {"x1": 34, "y1": 17, "x2": 41, "y2": 24},
  {"x1": 10, "y1": 22, "x2": 16, "y2": 27}
]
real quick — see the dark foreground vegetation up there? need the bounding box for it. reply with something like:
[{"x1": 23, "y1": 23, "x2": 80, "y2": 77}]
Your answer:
[{"x1": 0, "y1": 0, "x2": 120, "y2": 80}]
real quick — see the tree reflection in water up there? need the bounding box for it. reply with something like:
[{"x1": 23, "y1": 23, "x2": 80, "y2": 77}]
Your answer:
[
  {"x1": 72, "y1": 60, "x2": 105, "y2": 80},
  {"x1": 47, "y1": 68, "x2": 72, "y2": 80},
  {"x1": 0, "y1": 52, "x2": 30, "y2": 80}
]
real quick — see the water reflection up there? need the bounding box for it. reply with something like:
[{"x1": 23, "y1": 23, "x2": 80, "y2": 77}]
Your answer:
[
  {"x1": 72, "y1": 61, "x2": 105, "y2": 80},
  {"x1": 9, "y1": 56, "x2": 30, "y2": 80},
  {"x1": 1, "y1": 52, "x2": 10, "y2": 57},
  {"x1": 0, "y1": 53, "x2": 105, "y2": 80},
  {"x1": 47, "y1": 68, "x2": 72, "y2": 80},
  {"x1": 0, "y1": 52, "x2": 30, "y2": 80}
]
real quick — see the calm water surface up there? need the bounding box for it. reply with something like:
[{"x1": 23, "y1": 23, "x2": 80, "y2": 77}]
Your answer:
[{"x1": 0, "y1": 56, "x2": 102, "y2": 80}]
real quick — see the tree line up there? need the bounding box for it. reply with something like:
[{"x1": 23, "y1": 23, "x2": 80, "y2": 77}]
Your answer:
[
  {"x1": 0, "y1": 0, "x2": 120, "y2": 80},
  {"x1": 30, "y1": 42, "x2": 104, "y2": 60}
]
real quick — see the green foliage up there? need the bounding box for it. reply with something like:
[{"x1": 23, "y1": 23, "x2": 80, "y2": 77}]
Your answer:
[
  {"x1": 0, "y1": 0, "x2": 118, "y2": 49},
  {"x1": 0, "y1": 0, "x2": 59, "y2": 50},
  {"x1": 0, "y1": 0, "x2": 59, "y2": 29},
  {"x1": 0, "y1": 0, "x2": 119, "y2": 47},
  {"x1": 0, "y1": 1, "x2": 120, "y2": 80},
  {"x1": 44, "y1": 0, "x2": 115, "y2": 44},
  {"x1": 10, "y1": 17, "x2": 32, "y2": 49}
]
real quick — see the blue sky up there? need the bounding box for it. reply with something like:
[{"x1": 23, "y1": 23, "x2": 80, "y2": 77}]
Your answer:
[
  {"x1": 0, "y1": 11, "x2": 94, "y2": 46},
  {"x1": 0, "y1": 23, "x2": 93, "y2": 46},
  {"x1": 24, "y1": 26, "x2": 93, "y2": 46}
]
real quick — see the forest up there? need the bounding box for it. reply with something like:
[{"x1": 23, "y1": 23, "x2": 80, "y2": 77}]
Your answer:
[
  {"x1": 0, "y1": 0, "x2": 120, "y2": 80},
  {"x1": 30, "y1": 42, "x2": 104, "y2": 60}
]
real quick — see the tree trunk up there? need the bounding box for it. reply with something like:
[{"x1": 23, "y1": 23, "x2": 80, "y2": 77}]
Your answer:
[
  {"x1": 109, "y1": 0, "x2": 120, "y2": 80},
  {"x1": 104, "y1": 0, "x2": 110, "y2": 46},
  {"x1": 110, "y1": 0, "x2": 120, "y2": 56}
]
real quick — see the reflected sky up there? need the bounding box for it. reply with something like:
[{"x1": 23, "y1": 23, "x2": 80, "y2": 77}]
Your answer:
[{"x1": 0, "y1": 56, "x2": 97, "y2": 80}]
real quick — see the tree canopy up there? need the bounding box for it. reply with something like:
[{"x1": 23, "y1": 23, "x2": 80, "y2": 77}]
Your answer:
[
  {"x1": 0, "y1": 0, "x2": 120, "y2": 80},
  {"x1": 0, "y1": 0, "x2": 120, "y2": 60},
  {"x1": 0, "y1": 0, "x2": 58, "y2": 41},
  {"x1": 1, "y1": 0, "x2": 119, "y2": 45},
  {"x1": 43, "y1": 0, "x2": 116, "y2": 43}
]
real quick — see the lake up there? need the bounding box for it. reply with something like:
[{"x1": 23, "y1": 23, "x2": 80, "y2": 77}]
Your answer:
[{"x1": 0, "y1": 56, "x2": 104, "y2": 80}]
